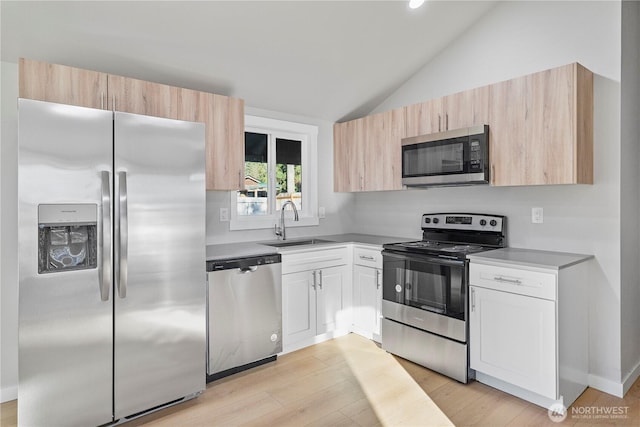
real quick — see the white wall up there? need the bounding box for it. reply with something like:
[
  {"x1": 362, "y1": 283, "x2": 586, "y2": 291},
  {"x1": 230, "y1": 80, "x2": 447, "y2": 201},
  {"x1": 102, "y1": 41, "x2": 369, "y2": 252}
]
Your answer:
[
  {"x1": 1, "y1": 61, "x2": 19, "y2": 402},
  {"x1": 362, "y1": 1, "x2": 628, "y2": 395},
  {"x1": 620, "y1": 0, "x2": 640, "y2": 394}
]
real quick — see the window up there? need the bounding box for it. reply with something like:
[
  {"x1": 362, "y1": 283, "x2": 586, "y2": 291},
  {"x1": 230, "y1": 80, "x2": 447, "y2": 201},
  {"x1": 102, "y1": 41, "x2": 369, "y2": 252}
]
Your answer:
[{"x1": 230, "y1": 115, "x2": 318, "y2": 231}]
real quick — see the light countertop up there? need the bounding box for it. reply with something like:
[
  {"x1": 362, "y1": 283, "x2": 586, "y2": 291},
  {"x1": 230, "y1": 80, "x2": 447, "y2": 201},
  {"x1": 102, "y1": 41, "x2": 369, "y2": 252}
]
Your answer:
[
  {"x1": 467, "y1": 247, "x2": 594, "y2": 270},
  {"x1": 206, "y1": 233, "x2": 412, "y2": 262}
]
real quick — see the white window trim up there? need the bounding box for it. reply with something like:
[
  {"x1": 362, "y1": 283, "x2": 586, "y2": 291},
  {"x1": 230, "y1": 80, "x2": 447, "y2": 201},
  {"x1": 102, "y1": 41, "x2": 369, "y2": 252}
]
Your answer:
[{"x1": 229, "y1": 115, "x2": 319, "y2": 231}]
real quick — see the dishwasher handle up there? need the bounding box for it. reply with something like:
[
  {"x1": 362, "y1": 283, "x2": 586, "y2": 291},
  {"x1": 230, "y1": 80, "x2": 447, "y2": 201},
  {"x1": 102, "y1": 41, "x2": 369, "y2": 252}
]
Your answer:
[{"x1": 239, "y1": 266, "x2": 259, "y2": 273}]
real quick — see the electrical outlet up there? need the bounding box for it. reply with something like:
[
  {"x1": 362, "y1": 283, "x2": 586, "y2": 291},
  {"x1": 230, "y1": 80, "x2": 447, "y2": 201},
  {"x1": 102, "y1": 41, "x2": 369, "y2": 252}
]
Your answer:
[
  {"x1": 532, "y1": 207, "x2": 543, "y2": 224},
  {"x1": 219, "y1": 207, "x2": 229, "y2": 222},
  {"x1": 318, "y1": 207, "x2": 326, "y2": 218}
]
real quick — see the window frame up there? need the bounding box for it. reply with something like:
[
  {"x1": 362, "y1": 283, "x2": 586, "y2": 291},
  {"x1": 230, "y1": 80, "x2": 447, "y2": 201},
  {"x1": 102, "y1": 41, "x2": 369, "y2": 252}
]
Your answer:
[{"x1": 229, "y1": 115, "x2": 319, "y2": 231}]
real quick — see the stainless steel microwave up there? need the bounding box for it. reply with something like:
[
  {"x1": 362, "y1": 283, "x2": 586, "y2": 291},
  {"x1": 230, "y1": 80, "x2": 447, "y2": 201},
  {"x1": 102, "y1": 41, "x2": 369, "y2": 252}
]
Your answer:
[{"x1": 401, "y1": 124, "x2": 489, "y2": 187}]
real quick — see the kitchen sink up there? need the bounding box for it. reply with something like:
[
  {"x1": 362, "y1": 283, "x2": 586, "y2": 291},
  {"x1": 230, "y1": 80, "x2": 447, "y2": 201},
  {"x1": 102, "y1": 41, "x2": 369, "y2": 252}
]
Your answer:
[{"x1": 263, "y1": 238, "x2": 335, "y2": 248}]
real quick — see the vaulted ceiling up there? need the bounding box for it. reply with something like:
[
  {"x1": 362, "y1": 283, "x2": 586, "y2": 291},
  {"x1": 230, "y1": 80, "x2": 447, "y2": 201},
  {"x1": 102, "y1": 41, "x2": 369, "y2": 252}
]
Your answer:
[{"x1": 1, "y1": 1, "x2": 497, "y2": 122}]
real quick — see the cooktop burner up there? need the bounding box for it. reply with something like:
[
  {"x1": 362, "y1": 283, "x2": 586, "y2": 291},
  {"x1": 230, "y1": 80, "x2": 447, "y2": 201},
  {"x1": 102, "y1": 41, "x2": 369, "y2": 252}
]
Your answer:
[
  {"x1": 440, "y1": 244, "x2": 485, "y2": 253},
  {"x1": 392, "y1": 241, "x2": 487, "y2": 256},
  {"x1": 400, "y1": 241, "x2": 442, "y2": 248},
  {"x1": 383, "y1": 213, "x2": 507, "y2": 259}
]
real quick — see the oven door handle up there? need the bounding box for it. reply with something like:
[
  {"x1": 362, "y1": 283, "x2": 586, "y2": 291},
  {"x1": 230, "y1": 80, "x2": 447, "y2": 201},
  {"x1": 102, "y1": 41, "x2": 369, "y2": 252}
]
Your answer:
[{"x1": 382, "y1": 250, "x2": 465, "y2": 267}]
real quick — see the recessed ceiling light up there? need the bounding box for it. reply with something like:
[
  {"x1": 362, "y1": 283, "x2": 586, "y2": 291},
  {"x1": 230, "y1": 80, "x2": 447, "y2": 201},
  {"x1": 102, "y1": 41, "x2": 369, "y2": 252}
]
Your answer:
[{"x1": 409, "y1": 0, "x2": 426, "y2": 9}]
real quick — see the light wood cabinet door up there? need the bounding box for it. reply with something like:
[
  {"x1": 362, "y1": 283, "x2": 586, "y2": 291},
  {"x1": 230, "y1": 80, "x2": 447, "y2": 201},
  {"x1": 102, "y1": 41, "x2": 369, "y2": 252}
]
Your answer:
[
  {"x1": 177, "y1": 89, "x2": 245, "y2": 191},
  {"x1": 489, "y1": 63, "x2": 593, "y2": 186},
  {"x1": 334, "y1": 108, "x2": 404, "y2": 192},
  {"x1": 333, "y1": 117, "x2": 366, "y2": 192},
  {"x1": 366, "y1": 108, "x2": 404, "y2": 191},
  {"x1": 176, "y1": 87, "x2": 206, "y2": 123},
  {"x1": 404, "y1": 97, "x2": 443, "y2": 138},
  {"x1": 443, "y1": 85, "x2": 490, "y2": 130},
  {"x1": 204, "y1": 93, "x2": 245, "y2": 191},
  {"x1": 19, "y1": 58, "x2": 108, "y2": 109},
  {"x1": 404, "y1": 87, "x2": 488, "y2": 138},
  {"x1": 107, "y1": 74, "x2": 179, "y2": 119}
]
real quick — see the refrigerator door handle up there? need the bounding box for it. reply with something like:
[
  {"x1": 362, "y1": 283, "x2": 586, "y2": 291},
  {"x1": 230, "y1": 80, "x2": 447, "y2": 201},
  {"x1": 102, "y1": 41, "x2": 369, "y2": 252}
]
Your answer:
[
  {"x1": 100, "y1": 171, "x2": 111, "y2": 301},
  {"x1": 118, "y1": 171, "x2": 128, "y2": 298}
]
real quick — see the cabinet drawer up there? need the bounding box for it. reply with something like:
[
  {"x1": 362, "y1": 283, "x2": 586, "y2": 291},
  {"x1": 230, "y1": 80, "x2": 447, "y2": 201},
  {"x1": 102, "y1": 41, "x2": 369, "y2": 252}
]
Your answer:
[
  {"x1": 353, "y1": 246, "x2": 382, "y2": 268},
  {"x1": 282, "y1": 246, "x2": 349, "y2": 275},
  {"x1": 469, "y1": 262, "x2": 556, "y2": 301}
]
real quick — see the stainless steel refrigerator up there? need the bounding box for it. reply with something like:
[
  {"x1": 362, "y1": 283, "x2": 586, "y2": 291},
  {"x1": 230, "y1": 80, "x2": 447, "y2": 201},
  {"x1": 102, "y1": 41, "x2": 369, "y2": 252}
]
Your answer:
[{"x1": 17, "y1": 99, "x2": 206, "y2": 426}]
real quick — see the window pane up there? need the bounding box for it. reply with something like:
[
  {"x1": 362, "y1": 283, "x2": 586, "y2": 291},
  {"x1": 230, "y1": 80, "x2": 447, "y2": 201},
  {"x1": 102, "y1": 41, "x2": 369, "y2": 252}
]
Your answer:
[
  {"x1": 237, "y1": 132, "x2": 268, "y2": 216},
  {"x1": 275, "y1": 138, "x2": 302, "y2": 212}
]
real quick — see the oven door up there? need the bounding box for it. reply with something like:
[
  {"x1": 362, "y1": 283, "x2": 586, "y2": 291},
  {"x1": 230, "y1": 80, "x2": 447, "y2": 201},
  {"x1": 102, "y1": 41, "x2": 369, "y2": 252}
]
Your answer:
[{"x1": 382, "y1": 250, "x2": 467, "y2": 342}]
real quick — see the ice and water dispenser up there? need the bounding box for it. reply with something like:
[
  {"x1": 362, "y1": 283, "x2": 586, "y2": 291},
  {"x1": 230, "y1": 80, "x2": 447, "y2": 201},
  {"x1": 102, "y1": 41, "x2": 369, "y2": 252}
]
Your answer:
[{"x1": 38, "y1": 204, "x2": 98, "y2": 274}]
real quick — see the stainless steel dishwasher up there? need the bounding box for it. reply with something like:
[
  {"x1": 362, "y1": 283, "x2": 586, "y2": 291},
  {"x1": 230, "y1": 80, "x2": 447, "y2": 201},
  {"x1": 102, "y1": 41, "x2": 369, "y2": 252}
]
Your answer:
[{"x1": 206, "y1": 253, "x2": 282, "y2": 381}]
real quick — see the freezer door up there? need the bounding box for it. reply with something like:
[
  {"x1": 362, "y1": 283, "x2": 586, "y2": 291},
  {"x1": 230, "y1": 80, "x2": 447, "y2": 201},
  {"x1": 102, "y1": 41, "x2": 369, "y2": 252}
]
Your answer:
[
  {"x1": 113, "y1": 112, "x2": 206, "y2": 419},
  {"x1": 18, "y1": 99, "x2": 114, "y2": 426}
]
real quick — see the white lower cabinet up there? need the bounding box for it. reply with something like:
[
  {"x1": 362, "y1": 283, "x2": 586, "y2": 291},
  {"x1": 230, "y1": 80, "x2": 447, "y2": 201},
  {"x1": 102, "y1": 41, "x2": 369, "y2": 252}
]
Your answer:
[
  {"x1": 351, "y1": 246, "x2": 383, "y2": 342},
  {"x1": 470, "y1": 285, "x2": 556, "y2": 398},
  {"x1": 468, "y1": 249, "x2": 591, "y2": 409},
  {"x1": 281, "y1": 247, "x2": 350, "y2": 352}
]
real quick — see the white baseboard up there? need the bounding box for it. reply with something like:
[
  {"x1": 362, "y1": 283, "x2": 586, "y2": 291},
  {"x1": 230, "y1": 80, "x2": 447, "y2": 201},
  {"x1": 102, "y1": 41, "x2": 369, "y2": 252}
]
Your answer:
[
  {"x1": 1, "y1": 385, "x2": 17, "y2": 403},
  {"x1": 280, "y1": 329, "x2": 350, "y2": 355},
  {"x1": 588, "y1": 373, "x2": 624, "y2": 397},
  {"x1": 622, "y1": 360, "x2": 640, "y2": 396}
]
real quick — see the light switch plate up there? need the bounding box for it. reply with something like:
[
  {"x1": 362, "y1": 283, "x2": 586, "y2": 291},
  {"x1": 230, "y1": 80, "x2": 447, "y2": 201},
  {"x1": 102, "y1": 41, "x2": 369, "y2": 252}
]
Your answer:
[
  {"x1": 220, "y1": 208, "x2": 229, "y2": 222},
  {"x1": 318, "y1": 207, "x2": 326, "y2": 218},
  {"x1": 532, "y1": 207, "x2": 543, "y2": 224}
]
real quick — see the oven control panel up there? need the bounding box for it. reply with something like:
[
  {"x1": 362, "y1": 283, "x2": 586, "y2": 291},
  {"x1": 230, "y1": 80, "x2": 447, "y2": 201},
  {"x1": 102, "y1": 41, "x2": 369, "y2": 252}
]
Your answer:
[{"x1": 422, "y1": 213, "x2": 504, "y2": 232}]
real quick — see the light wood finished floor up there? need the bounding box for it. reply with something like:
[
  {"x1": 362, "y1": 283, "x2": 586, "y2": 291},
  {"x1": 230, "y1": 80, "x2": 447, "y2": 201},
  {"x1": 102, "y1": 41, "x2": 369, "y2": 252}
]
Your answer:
[{"x1": 2, "y1": 333, "x2": 639, "y2": 426}]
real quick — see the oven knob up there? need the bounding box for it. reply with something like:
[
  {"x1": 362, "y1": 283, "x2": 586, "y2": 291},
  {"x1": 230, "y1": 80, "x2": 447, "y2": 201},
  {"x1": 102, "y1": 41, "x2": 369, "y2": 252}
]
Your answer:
[
  {"x1": 490, "y1": 219, "x2": 498, "y2": 227},
  {"x1": 424, "y1": 218, "x2": 431, "y2": 224},
  {"x1": 433, "y1": 218, "x2": 439, "y2": 224},
  {"x1": 395, "y1": 284, "x2": 402, "y2": 293},
  {"x1": 480, "y1": 219, "x2": 487, "y2": 226}
]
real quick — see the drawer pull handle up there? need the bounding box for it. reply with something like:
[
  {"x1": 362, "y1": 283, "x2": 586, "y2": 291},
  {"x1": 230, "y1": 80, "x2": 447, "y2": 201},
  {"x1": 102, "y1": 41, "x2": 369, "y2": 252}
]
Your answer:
[
  {"x1": 359, "y1": 255, "x2": 375, "y2": 261},
  {"x1": 494, "y1": 276, "x2": 522, "y2": 285}
]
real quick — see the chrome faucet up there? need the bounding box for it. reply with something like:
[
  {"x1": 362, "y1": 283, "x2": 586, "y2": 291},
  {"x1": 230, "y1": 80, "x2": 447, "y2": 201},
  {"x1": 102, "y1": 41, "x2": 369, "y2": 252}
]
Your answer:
[{"x1": 275, "y1": 200, "x2": 299, "y2": 240}]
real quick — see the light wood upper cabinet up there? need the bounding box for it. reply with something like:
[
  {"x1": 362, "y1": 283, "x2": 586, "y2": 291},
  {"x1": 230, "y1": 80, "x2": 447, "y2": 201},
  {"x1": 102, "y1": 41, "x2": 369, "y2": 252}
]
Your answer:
[
  {"x1": 444, "y1": 86, "x2": 489, "y2": 131},
  {"x1": 107, "y1": 74, "x2": 179, "y2": 119},
  {"x1": 333, "y1": 108, "x2": 404, "y2": 192},
  {"x1": 404, "y1": 97, "x2": 443, "y2": 137},
  {"x1": 19, "y1": 58, "x2": 246, "y2": 191},
  {"x1": 334, "y1": 62, "x2": 593, "y2": 191},
  {"x1": 372, "y1": 108, "x2": 404, "y2": 191},
  {"x1": 489, "y1": 63, "x2": 593, "y2": 186},
  {"x1": 334, "y1": 116, "x2": 366, "y2": 192},
  {"x1": 204, "y1": 94, "x2": 245, "y2": 191},
  {"x1": 176, "y1": 88, "x2": 245, "y2": 190},
  {"x1": 19, "y1": 58, "x2": 108, "y2": 109},
  {"x1": 404, "y1": 86, "x2": 489, "y2": 138}
]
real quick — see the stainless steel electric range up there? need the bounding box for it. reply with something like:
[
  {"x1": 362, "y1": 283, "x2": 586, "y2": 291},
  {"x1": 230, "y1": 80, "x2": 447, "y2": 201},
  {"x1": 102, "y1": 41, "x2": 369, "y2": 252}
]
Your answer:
[{"x1": 381, "y1": 213, "x2": 507, "y2": 383}]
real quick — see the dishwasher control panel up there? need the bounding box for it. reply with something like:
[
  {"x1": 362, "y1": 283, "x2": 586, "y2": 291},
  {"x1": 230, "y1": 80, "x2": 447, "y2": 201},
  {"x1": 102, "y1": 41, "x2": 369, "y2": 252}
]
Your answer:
[{"x1": 206, "y1": 253, "x2": 281, "y2": 271}]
